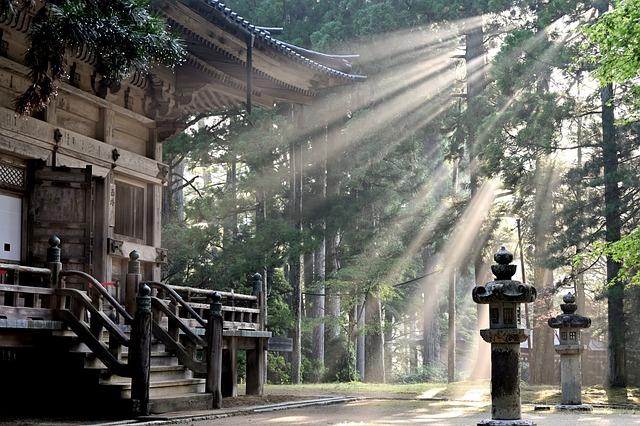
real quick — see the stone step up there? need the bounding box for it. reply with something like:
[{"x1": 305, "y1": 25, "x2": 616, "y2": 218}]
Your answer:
[
  {"x1": 83, "y1": 356, "x2": 107, "y2": 370},
  {"x1": 105, "y1": 378, "x2": 206, "y2": 399},
  {"x1": 148, "y1": 393, "x2": 213, "y2": 414},
  {"x1": 121, "y1": 351, "x2": 179, "y2": 366},
  {"x1": 102, "y1": 365, "x2": 193, "y2": 383}
]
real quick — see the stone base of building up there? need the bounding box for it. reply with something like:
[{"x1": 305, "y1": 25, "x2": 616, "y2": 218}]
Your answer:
[
  {"x1": 477, "y1": 419, "x2": 536, "y2": 425},
  {"x1": 555, "y1": 403, "x2": 593, "y2": 411}
]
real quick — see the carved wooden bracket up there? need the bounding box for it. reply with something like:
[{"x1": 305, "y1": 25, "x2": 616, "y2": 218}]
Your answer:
[
  {"x1": 156, "y1": 163, "x2": 169, "y2": 183},
  {"x1": 107, "y1": 238, "x2": 124, "y2": 257},
  {"x1": 155, "y1": 248, "x2": 168, "y2": 264}
]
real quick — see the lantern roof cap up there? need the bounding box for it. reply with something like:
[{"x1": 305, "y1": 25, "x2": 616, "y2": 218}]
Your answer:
[
  {"x1": 472, "y1": 246, "x2": 537, "y2": 304},
  {"x1": 548, "y1": 292, "x2": 591, "y2": 329}
]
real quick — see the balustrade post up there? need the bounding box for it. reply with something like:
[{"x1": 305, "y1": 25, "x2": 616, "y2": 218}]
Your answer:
[
  {"x1": 206, "y1": 292, "x2": 223, "y2": 409},
  {"x1": 47, "y1": 236, "x2": 63, "y2": 309},
  {"x1": 126, "y1": 251, "x2": 142, "y2": 316},
  {"x1": 250, "y1": 272, "x2": 267, "y2": 389},
  {"x1": 252, "y1": 273, "x2": 264, "y2": 329},
  {"x1": 129, "y1": 283, "x2": 152, "y2": 417},
  {"x1": 47, "y1": 236, "x2": 62, "y2": 287}
]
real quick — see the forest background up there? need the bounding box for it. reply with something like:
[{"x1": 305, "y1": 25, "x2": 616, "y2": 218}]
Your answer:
[{"x1": 158, "y1": 0, "x2": 640, "y2": 388}]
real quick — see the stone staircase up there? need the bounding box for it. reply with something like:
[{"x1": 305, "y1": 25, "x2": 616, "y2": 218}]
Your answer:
[{"x1": 54, "y1": 326, "x2": 213, "y2": 414}]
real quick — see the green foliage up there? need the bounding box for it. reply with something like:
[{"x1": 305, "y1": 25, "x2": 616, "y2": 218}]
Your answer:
[
  {"x1": 584, "y1": 229, "x2": 640, "y2": 287},
  {"x1": 585, "y1": 0, "x2": 640, "y2": 84},
  {"x1": 323, "y1": 335, "x2": 358, "y2": 382},
  {"x1": 392, "y1": 365, "x2": 447, "y2": 383},
  {"x1": 267, "y1": 352, "x2": 291, "y2": 384},
  {"x1": 2, "y1": 0, "x2": 184, "y2": 114}
]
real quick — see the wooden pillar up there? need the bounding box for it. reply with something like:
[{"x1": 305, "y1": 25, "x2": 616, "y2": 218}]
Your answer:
[
  {"x1": 222, "y1": 337, "x2": 238, "y2": 397},
  {"x1": 130, "y1": 284, "x2": 152, "y2": 417},
  {"x1": 147, "y1": 128, "x2": 162, "y2": 282},
  {"x1": 206, "y1": 292, "x2": 223, "y2": 409},
  {"x1": 246, "y1": 338, "x2": 265, "y2": 395}
]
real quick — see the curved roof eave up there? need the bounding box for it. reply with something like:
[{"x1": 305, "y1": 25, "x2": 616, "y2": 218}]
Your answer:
[{"x1": 202, "y1": 0, "x2": 367, "y2": 83}]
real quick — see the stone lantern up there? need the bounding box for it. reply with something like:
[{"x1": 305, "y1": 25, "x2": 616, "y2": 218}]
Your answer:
[
  {"x1": 472, "y1": 246, "x2": 537, "y2": 426},
  {"x1": 547, "y1": 292, "x2": 592, "y2": 410}
]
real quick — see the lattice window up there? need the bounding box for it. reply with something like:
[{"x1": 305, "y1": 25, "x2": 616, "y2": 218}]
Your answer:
[
  {"x1": 114, "y1": 181, "x2": 145, "y2": 241},
  {"x1": 503, "y1": 307, "x2": 515, "y2": 325},
  {"x1": 491, "y1": 308, "x2": 500, "y2": 324},
  {"x1": 0, "y1": 162, "x2": 25, "y2": 191}
]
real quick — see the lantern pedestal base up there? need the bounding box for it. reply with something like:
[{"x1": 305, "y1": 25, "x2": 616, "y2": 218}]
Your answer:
[
  {"x1": 555, "y1": 404, "x2": 592, "y2": 411},
  {"x1": 477, "y1": 419, "x2": 536, "y2": 425}
]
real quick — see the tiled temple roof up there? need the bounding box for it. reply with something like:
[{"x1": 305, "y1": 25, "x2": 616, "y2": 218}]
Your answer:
[{"x1": 202, "y1": 0, "x2": 366, "y2": 82}]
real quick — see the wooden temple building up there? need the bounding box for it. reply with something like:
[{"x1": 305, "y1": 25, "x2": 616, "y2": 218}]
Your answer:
[{"x1": 0, "y1": 0, "x2": 363, "y2": 416}]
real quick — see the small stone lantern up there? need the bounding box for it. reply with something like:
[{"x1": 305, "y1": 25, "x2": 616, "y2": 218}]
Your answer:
[
  {"x1": 547, "y1": 292, "x2": 592, "y2": 410},
  {"x1": 473, "y1": 246, "x2": 537, "y2": 426}
]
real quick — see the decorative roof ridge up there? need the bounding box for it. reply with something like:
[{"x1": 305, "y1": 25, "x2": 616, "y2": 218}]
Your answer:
[{"x1": 202, "y1": 0, "x2": 366, "y2": 81}]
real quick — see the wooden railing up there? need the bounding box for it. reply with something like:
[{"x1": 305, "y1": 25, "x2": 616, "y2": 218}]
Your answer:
[
  {"x1": 0, "y1": 237, "x2": 264, "y2": 413},
  {"x1": 164, "y1": 278, "x2": 264, "y2": 332},
  {"x1": 56, "y1": 287, "x2": 130, "y2": 376}
]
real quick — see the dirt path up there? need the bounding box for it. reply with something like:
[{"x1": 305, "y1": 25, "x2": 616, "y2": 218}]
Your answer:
[{"x1": 194, "y1": 399, "x2": 640, "y2": 425}]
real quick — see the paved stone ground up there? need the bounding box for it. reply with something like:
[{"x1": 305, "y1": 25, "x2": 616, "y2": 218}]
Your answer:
[{"x1": 195, "y1": 399, "x2": 640, "y2": 425}]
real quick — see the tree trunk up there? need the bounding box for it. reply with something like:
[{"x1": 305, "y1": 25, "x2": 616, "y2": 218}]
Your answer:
[
  {"x1": 325, "y1": 122, "x2": 341, "y2": 342},
  {"x1": 356, "y1": 295, "x2": 366, "y2": 380},
  {"x1": 384, "y1": 309, "x2": 394, "y2": 379},
  {"x1": 163, "y1": 160, "x2": 185, "y2": 225},
  {"x1": 530, "y1": 159, "x2": 557, "y2": 385},
  {"x1": 464, "y1": 26, "x2": 487, "y2": 194},
  {"x1": 303, "y1": 252, "x2": 314, "y2": 319},
  {"x1": 465, "y1": 25, "x2": 491, "y2": 381},
  {"x1": 312, "y1": 244, "x2": 325, "y2": 373},
  {"x1": 422, "y1": 247, "x2": 440, "y2": 366},
  {"x1": 410, "y1": 312, "x2": 418, "y2": 374},
  {"x1": 364, "y1": 291, "x2": 385, "y2": 383},
  {"x1": 601, "y1": 83, "x2": 626, "y2": 387},
  {"x1": 224, "y1": 154, "x2": 237, "y2": 243},
  {"x1": 447, "y1": 269, "x2": 456, "y2": 383},
  {"x1": 289, "y1": 105, "x2": 304, "y2": 384},
  {"x1": 310, "y1": 129, "x2": 327, "y2": 374}
]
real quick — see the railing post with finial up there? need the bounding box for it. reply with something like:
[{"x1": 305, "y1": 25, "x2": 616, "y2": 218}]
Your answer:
[
  {"x1": 206, "y1": 292, "x2": 223, "y2": 408},
  {"x1": 130, "y1": 283, "x2": 152, "y2": 417},
  {"x1": 125, "y1": 250, "x2": 141, "y2": 315},
  {"x1": 47, "y1": 236, "x2": 62, "y2": 289},
  {"x1": 247, "y1": 272, "x2": 265, "y2": 396},
  {"x1": 47, "y1": 236, "x2": 63, "y2": 309},
  {"x1": 252, "y1": 272, "x2": 264, "y2": 329}
]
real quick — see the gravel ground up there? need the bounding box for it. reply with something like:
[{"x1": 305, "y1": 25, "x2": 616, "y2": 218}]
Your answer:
[{"x1": 196, "y1": 399, "x2": 640, "y2": 425}]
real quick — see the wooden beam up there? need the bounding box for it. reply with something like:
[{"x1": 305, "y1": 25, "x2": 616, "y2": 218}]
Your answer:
[
  {"x1": 107, "y1": 239, "x2": 165, "y2": 263},
  {"x1": 179, "y1": 55, "x2": 276, "y2": 108},
  {"x1": 100, "y1": 108, "x2": 114, "y2": 144},
  {"x1": 0, "y1": 107, "x2": 164, "y2": 184},
  {"x1": 0, "y1": 56, "x2": 155, "y2": 127}
]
